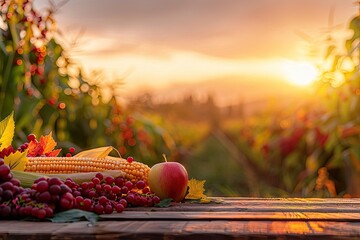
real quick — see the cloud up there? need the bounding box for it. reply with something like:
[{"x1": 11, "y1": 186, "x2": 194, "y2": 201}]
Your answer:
[{"x1": 36, "y1": 0, "x2": 354, "y2": 59}]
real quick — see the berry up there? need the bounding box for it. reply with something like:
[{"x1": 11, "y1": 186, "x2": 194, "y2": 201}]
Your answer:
[
  {"x1": 88, "y1": 190, "x2": 96, "y2": 199},
  {"x1": 114, "y1": 177, "x2": 124, "y2": 187},
  {"x1": 27, "y1": 134, "x2": 36, "y2": 142},
  {"x1": 95, "y1": 173, "x2": 103, "y2": 181},
  {"x1": 104, "y1": 176, "x2": 114, "y2": 185},
  {"x1": 37, "y1": 191, "x2": 51, "y2": 203},
  {"x1": 103, "y1": 184, "x2": 111, "y2": 192},
  {"x1": 94, "y1": 204, "x2": 104, "y2": 215},
  {"x1": 104, "y1": 204, "x2": 113, "y2": 214},
  {"x1": 125, "y1": 181, "x2": 133, "y2": 190},
  {"x1": 80, "y1": 182, "x2": 89, "y2": 190},
  {"x1": 111, "y1": 185, "x2": 121, "y2": 195},
  {"x1": 142, "y1": 187, "x2": 150, "y2": 194},
  {"x1": 49, "y1": 184, "x2": 61, "y2": 195},
  {"x1": 48, "y1": 177, "x2": 62, "y2": 186},
  {"x1": 36, "y1": 209, "x2": 47, "y2": 219},
  {"x1": 0, "y1": 164, "x2": 10, "y2": 177},
  {"x1": 126, "y1": 156, "x2": 133, "y2": 163},
  {"x1": 153, "y1": 196, "x2": 161, "y2": 204},
  {"x1": 98, "y1": 196, "x2": 108, "y2": 206},
  {"x1": 36, "y1": 180, "x2": 49, "y2": 193},
  {"x1": 83, "y1": 198, "x2": 92, "y2": 209},
  {"x1": 121, "y1": 186, "x2": 129, "y2": 194},
  {"x1": 69, "y1": 147, "x2": 75, "y2": 154},
  {"x1": 119, "y1": 198, "x2": 127, "y2": 208},
  {"x1": 60, "y1": 193, "x2": 74, "y2": 210},
  {"x1": 136, "y1": 180, "x2": 145, "y2": 190},
  {"x1": 115, "y1": 203, "x2": 125, "y2": 213},
  {"x1": 92, "y1": 177, "x2": 100, "y2": 185}
]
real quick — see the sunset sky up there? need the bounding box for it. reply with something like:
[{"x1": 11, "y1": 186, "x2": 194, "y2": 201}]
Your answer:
[{"x1": 35, "y1": 0, "x2": 356, "y2": 106}]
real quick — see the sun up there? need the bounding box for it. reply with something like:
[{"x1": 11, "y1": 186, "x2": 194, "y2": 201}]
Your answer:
[{"x1": 282, "y1": 61, "x2": 318, "y2": 87}]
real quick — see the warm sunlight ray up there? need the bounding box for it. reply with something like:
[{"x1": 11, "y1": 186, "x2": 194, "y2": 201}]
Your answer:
[{"x1": 282, "y1": 61, "x2": 318, "y2": 87}]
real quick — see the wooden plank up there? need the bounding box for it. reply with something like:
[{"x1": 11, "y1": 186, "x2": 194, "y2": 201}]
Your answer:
[
  {"x1": 181, "y1": 220, "x2": 360, "y2": 239},
  {"x1": 0, "y1": 220, "x2": 359, "y2": 239},
  {"x1": 0, "y1": 198, "x2": 359, "y2": 239},
  {"x1": 124, "y1": 198, "x2": 360, "y2": 213},
  {"x1": 100, "y1": 211, "x2": 360, "y2": 221}
]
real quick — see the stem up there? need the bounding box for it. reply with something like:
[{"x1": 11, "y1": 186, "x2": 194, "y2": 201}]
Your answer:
[{"x1": 162, "y1": 154, "x2": 168, "y2": 162}]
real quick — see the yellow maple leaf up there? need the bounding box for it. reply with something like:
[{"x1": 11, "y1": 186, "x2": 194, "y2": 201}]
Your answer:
[
  {"x1": 0, "y1": 112, "x2": 15, "y2": 151},
  {"x1": 185, "y1": 179, "x2": 207, "y2": 200},
  {"x1": 4, "y1": 150, "x2": 29, "y2": 171},
  {"x1": 74, "y1": 146, "x2": 119, "y2": 158}
]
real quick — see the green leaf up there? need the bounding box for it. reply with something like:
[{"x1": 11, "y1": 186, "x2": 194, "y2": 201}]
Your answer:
[
  {"x1": 50, "y1": 209, "x2": 99, "y2": 224},
  {"x1": 154, "y1": 198, "x2": 173, "y2": 208},
  {"x1": 0, "y1": 112, "x2": 15, "y2": 151}
]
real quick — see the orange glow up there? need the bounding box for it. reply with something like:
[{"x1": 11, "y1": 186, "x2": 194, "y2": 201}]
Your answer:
[
  {"x1": 58, "y1": 102, "x2": 66, "y2": 110},
  {"x1": 281, "y1": 61, "x2": 318, "y2": 87},
  {"x1": 33, "y1": 0, "x2": 353, "y2": 105}
]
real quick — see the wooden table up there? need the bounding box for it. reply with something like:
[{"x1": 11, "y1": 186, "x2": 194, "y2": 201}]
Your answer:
[{"x1": 0, "y1": 197, "x2": 360, "y2": 239}]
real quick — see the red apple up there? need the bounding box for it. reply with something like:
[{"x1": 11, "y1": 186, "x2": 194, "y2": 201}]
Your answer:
[{"x1": 148, "y1": 161, "x2": 188, "y2": 202}]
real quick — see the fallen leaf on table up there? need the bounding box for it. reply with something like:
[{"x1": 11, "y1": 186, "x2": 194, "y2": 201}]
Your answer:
[{"x1": 185, "y1": 178, "x2": 207, "y2": 200}]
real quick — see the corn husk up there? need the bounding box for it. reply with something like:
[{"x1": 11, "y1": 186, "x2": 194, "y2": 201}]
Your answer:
[{"x1": 12, "y1": 170, "x2": 125, "y2": 188}]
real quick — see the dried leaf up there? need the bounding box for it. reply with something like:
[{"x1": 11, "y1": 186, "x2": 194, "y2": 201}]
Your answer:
[
  {"x1": 4, "y1": 150, "x2": 28, "y2": 171},
  {"x1": 42, "y1": 131, "x2": 57, "y2": 153},
  {"x1": 74, "y1": 146, "x2": 119, "y2": 158},
  {"x1": 27, "y1": 140, "x2": 44, "y2": 157},
  {"x1": 45, "y1": 149, "x2": 62, "y2": 157},
  {"x1": 0, "y1": 112, "x2": 15, "y2": 151},
  {"x1": 27, "y1": 132, "x2": 61, "y2": 157},
  {"x1": 199, "y1": 197, "x2": 212, "y2": 203},
  {"x1": 185, "y1": 179, "x2": 207, "y2": 200}
]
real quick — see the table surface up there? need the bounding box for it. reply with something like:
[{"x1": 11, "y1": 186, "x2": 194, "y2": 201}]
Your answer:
[{"x1": 0, "y1": 197, "x2": 360, "y2": 240}]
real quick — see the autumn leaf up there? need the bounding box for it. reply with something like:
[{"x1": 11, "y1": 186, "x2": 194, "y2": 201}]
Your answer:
[
  {"x1": 27, "y1": 132, "x2": 61, "y2": 157},
  {"x1": 46, "y1": 149, "x2": 62, "y2": 157},
  {"x1": 4, "y1": 150, "x2": 28, "y2": 171},
  {"x1": 74, "y1": 146, "x2": 120, "y2": 158},
  {"x1": 27, "y1": 140, "x2": 44, "y2": 157},
  {"x1": 0, "y1": 112, "x2": 15, "y2": 151},
  {"x1": 185, "y1": 179, "x2": 207, "y2": 200},
  {"x1": 42, "y1": 131, "x2": 57, "y2": 153}
]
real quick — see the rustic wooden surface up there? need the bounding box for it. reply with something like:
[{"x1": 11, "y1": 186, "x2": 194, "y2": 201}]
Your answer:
[{"x1": 0, "y1": 197, "x2": 359, "y2": 240}]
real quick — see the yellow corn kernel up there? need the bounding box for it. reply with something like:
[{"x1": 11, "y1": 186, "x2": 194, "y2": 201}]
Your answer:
[{"x1": 25, "y1": 157, "x2": 150, "y2": 183}]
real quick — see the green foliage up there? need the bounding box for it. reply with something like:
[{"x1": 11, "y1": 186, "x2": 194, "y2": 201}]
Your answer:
[
  {"x1": 215, "y1": 12, "x2": 360, "y2": 197},
  {"x1": 0, "y1": 0, "x2": 175, "y2": 165}
]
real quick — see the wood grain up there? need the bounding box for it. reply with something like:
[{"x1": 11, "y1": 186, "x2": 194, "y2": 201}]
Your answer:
[{"x1": 0, "y1": 198, "x2": 359, "y2": 240}]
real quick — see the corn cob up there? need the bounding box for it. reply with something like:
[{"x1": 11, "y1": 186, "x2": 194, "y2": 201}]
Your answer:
[{"x1": 25, "y1": 156, "x2": 150, "y2": 183}]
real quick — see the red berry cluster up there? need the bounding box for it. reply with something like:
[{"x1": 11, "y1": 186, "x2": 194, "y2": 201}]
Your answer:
[
  {"x1": 0, "y1": 146, "x2": 16, "y2": 159},
  {"x1": 0, "y1": 158, "x2": 161, "y2": 219},
  {"x1": 65, "y1": 147, "x2": 75, "y2": 157},
  {"x1": 63, "y1": 173, "x2": 160, "y2": 215}
]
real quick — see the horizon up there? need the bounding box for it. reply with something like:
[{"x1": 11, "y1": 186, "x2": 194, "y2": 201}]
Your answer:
[{"x1": 34, "y1": 0, "x2": 356, "y2": 106}]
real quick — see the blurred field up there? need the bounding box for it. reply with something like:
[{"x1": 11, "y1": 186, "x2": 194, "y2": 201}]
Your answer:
[{"x1": 1, "y1": 1, "x2": 360, "y2": 198}]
